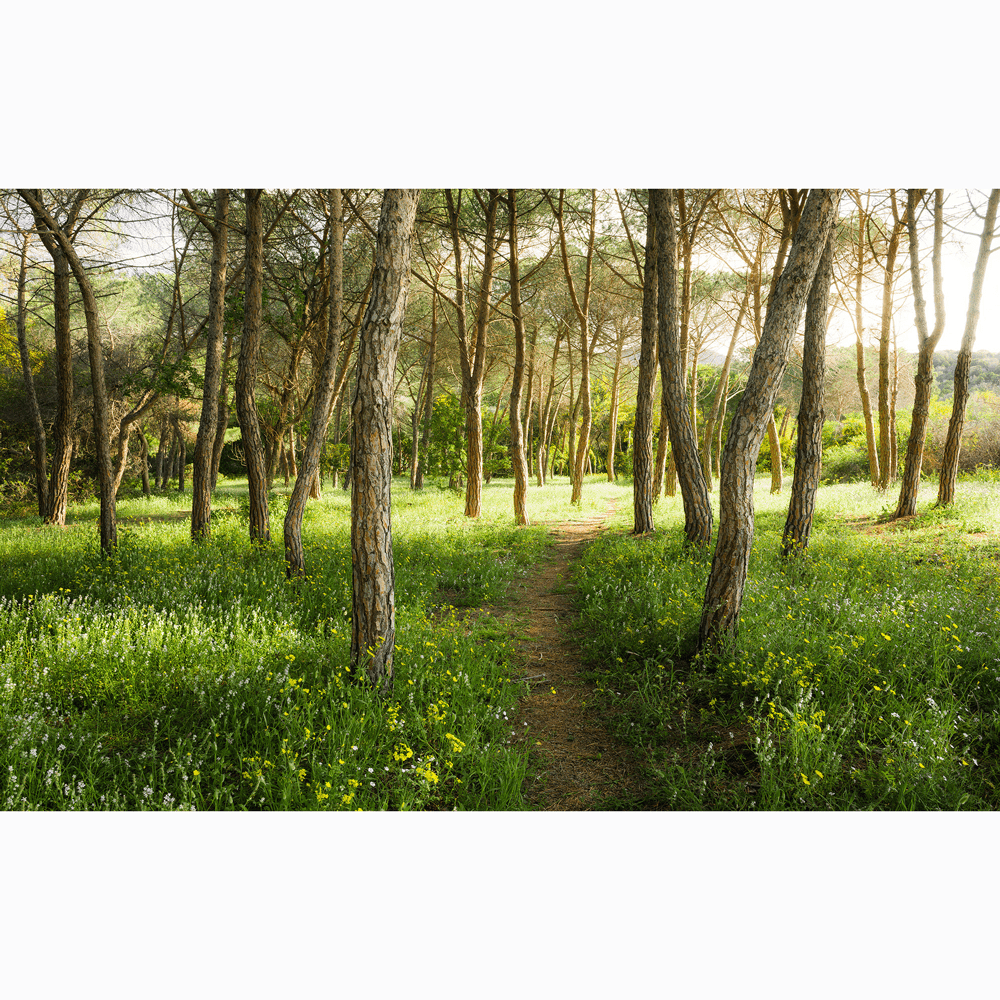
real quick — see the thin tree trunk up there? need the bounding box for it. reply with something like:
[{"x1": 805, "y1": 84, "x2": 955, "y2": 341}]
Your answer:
[
  {"x1": 191, "y1": 189, "x2": 230, "y2": 540},
  {"x1": 702, "y1": 287, "x2": 748, "y2": 490},
  {"x1": 507, "y1": 189, "x2": 530, "y2": 525},
  {"x1": 350, "y1": 189, "x2": 419, "y2": 693},
  {"x1": 896, "y1": 190, "x2": 944, "y2": 519},
  {"x1": 877, "y1": 192, "x2": 906, "y2": 489},
  {"x1": 235, "y1": 188, "x2": 271, "y2": 543},
  {"x1": 783, "y1": 226, "x2": 836, "y2": 555},
  {"x1": 211, "y1": 332, "x2": 234, "y2": 491},
  {"x1": 139, "y1": 425, "x2": 151, "y2": 496},
  {"x1": 285, "y1": 190, "x2": 344, "y2": 577},
  {"x1": 937, "y1": 188, "x2": 1000, "y2": 505},
  {"x1": 14, "y1": 229, "x2": 49, "y2": 517},
  {"x1": 633, "y1": 204, "x2": 658, "y2": 534}
]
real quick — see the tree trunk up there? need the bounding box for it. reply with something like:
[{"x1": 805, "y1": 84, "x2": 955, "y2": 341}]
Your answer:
[
  {"x1": 851, "y1": 194, "x2": 880, "y2": 487},
  {"x1": 766, "y1": 414, "x2": 783, "y2": 494},
  {"x1": 235, "y1": 188, "x2": 271, "y2": 543},
  {"x1": 191, "y1": 189, "x2": 230, "y2": 540},
  {"x1": 285, "y1": 190, "x2": 344, "y2": 577},
  {"x1": 211, "y1": 332, "x2": 234, "y2": 491},
  {"x1": 896, "y1": 190, "x2": 944, "y2": 519},
  {"x1": 21, "y1": 189, "x2": 118, "y2": 552},
  {"x1": 507, "y1": 190, "x2": 530, "y2": 525},
  {"x1": 937, "y1": 188, "x2": 1000, "y2": 505},
  {"x1": 633, "y1": 204, "x2": 658, "y2": 533},
  {"x1": 782, "y1": 225, "x2": 836, "y2": 555},
  {"x1": 651, "y1": 189, "x2": 711, "y2": 546},
  {"x1": 40, "y1": 223, "x2": 74, "y2": 525},
  {"x1": 702, "y1": 286, "x2": 748, "y2": 490},
  {"x1": 699, "y1": 188, "x2": 841, "y2": 650},
  {"x1": 606, "y1": 339, "x2": 624, "y2": 482},
  {"x1": 877, "y1": 192, "x2": 906, "y2": 489},
  {"x1": 139, "y1": 425, "x2": 151, "y2": 496},
  {"x1": 14, "y1": 229, "x2": 49, "y2": 517},
  {"x1": 350, "y1": 189, "x2": 419, "y2": 693}
]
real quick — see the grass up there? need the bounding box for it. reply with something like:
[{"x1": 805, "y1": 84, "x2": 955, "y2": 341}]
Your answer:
[
  {"x1": 0, "y1": 474, "x2": 585, "y2": 811},
  {"x1": 574, "y1": 476, "x2": 1000, "y2": 810}
]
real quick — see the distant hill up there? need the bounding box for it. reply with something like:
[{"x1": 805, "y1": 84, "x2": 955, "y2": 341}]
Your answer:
[{"x1": 932, "y1": 350, "x2": 1000, "y2": 398}]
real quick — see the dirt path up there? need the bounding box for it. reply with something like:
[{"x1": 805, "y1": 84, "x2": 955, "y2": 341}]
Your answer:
[{"x1": 499, "y1": 502, "x2": 644, "y2": 810}]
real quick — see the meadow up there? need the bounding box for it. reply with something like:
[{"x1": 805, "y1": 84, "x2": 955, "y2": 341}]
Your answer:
[
  {"x1": 2, "y1": 469, "x2": 998, "y2": 811},
  {"x1": 575, "y1": 475, "x2": 1000, "y2": 809},
  {"x1": 0, "y1": 479, "x2": 568, "y2": 811}
]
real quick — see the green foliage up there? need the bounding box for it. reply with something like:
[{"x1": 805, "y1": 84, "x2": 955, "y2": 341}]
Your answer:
[
  {"x1": 574, "y1": 477, "x2": 1000, "y2": 810},
  {"x1": 0, "y1": 479, "x2": 551, "y2": 810}
]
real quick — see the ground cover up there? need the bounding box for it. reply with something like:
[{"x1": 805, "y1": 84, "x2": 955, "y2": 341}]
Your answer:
[
  {"x1": 574, "y1": 476, "x2": 1000, "y2": 809},
  {"x1": 0, "y1": 477, "x2": 559, "y2": 810}
]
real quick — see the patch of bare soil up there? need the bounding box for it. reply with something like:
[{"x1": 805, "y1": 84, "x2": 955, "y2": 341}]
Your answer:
[{"x1": 489, "y1": 501, "x2": 646, "y2": 810}]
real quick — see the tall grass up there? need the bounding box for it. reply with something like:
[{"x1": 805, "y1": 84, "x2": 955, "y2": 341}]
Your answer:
[
  {"x1": 575, "y1": 477, "x2": 1000, "y2": 809},
  {"x1": 0, "y1": 476, "x2": 586, "y2": 811}
]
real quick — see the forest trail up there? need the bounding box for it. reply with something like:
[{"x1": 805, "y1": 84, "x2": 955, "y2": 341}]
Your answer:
[{"x1": 499, "y1": 499, "x2": 645, "y2": 810}]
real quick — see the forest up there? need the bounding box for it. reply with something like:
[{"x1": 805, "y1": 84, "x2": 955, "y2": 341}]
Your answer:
[{"x1": 1, "y1": 188, "x2": 999, "y2": 815}]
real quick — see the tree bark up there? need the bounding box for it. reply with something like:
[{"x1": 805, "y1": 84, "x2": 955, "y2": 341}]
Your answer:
[
  {"x1": 285, "y1": 190, "x2": 344, "y2": 577},
  {"x1": 699, "y1": 188, "x2": 841, "y2": 650},
  {"x1": 350, "y1": 189, "x2": 419, "y2": 693},
  {"x1": 896, "y1": 190, "x2": 944, "y2": 519},
  {"x1": 702, "y1": 286, "x2": 748, "y2": 490},
  {"x1": 632, "y1": 204, "x2": 658, "y2": 534},
  {"x1": 190, "y1": 189, "x2": 230, "y2": 539},
  {"x1": 877, "y1": 191, "x2": 906, "y2": 488},
  {"x1": 937, "y1": 188, "x2": 1000, "y2": 505},
  {"x1": 507, "y1": 190, "x2": 530, "y2": 525},
  {"x1": 14, "y1": 229, "x2": 49, "y2": 517},
  {"x1": 21, "y1": 189, "x2": 118, "y2": 553},
  {"x1": 782, "y1": 225, "x2": 836, "y2": 555},
  {"x1": 651, "y1": 189, "x2": 712, "y2": 546},
  {"x1": 235, "y1": 189, "x2": 270, "y2": 543}
]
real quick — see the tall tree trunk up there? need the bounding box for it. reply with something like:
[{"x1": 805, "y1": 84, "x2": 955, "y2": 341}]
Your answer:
[
  {"x1": 653, "y1": 391, "x2": 669, "y2": 500},
  {"x1": 211, "y1": 332, "x2": 234, "y2": 491},
  {"x1": 40, "y1": 224, "x2": 74, "y2": 525},
  {"x1": 766, "y1": 414, "x2": 783, "y2": 494},
  {"x1": 877, "y1": 192, "x2": 906, "y2": 489},
  {"x1": 21, "y1": 189, "x2": 118, "y2": 553},
  {"x1": 415, "y1": 286, "x2": 437, "y2": 489},
  {"x1": 350, "y1": 189, "x2": 419, "y2": 693},
  {"x1": 851, "y1": 194, "x2": 880, "y2": 487},
  {"x1": 651, "y1": 189, "x2": 711, "y2": 546},
  {"x1": 633, "y1": 203, "x2": 658, "y2": 533},
  {"x1": 699, "y1": 188, "x2": 841, "y2": 650},
  {"x1": 235, "y1": 189, "x2": 270, "y2": 543},
  {"x1": 553, "y1": 189, "x2": 597, "y2": 505},
  {"x1": 14, "y1": 229, "x2": 49, "y2": 517},
  {"x1": 507, "y1": 190, "x2": 530, "y2": 525},
  {"x1": 782, "y1": 225, "x2": 836, "y2": 555},
  {"x1": 702, "y1": 287, "x2": 748, "y2": 490},
  {"x1": 896, "y1": 190, "x2": 944, "y2": 519},
  {"x1": 937, "y1": 188, "x2": 1000, "y2": 505},
  {"x1": 606, "y1": 339, "x2": 624, "y2": 481},
  {"x1": 285, "y1": 190, "x2": 344, "y2": 577},
  {"x1": 191, "y1": 189, "x2": 230, "y2": 540}
]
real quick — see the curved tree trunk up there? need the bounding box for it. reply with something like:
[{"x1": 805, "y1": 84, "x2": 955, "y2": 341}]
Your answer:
[
  {"x1": 285, "y1": 191, "x2": 344, "y2": 577},
  {"x1": 235, "y1": 189, "x2": 270, "y2": 544},
  {"x1": 350, "y1": 189, "x2": 420, "y2": 693},
  {"x1": 699, "y1": 188, "x2": 841, "y2": 650},
  {"x1": 937, "y1": 188, "x2": 999, "y2": 505},
  {"x1": 21, "y1": 189, "x2": 118, "y2": 553},
  {"x1": 783, "y1": 225, "x2": 836, "y2": 554}
]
